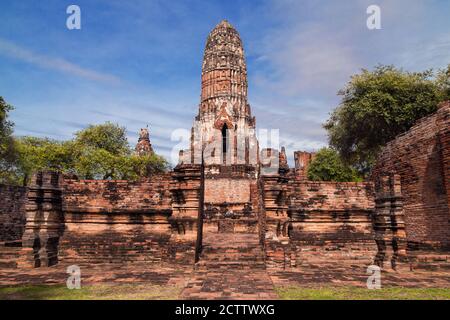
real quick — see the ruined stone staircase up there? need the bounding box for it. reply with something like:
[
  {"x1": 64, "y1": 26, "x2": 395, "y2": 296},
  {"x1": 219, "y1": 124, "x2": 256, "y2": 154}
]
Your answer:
[
  {"x1": 408, "y1": 250, "x2": 450, "y2": 271},
  {"x1": 0, "y1": 241, "x2": 22, "y2": 269},
  {"x1": 196, "y1": 232, "x2": 265, "y2": 270},
  {"x1": 180, "y1": 228, "x2": 277, "y2": 299}
]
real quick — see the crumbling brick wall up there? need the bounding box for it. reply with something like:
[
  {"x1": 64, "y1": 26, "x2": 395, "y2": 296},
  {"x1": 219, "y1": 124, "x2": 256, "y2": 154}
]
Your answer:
[
  {"x1": 0, "y1": 185, "x2": 27, "y2": 242},
  {"x1": 289, "y1": 181, "x2": 374, "y2": 211},
  {"x1": 21, "y1": 173, "x2": 196, "y2": 266},
  {"x1": 205, "y1": 178, "x2": 250, "y2": 205},
  {"x1": 263, "y1": 173, "x2": 377, "y2": 269},
  {"x1": 287, "y1": 181, "x2": 375, "y2": 243},
  {"x1": 62, "y1": 174, "x2": 172, "y2": 213},
  {"x1": 371, "y1": 102, "x2": 450, "y2": 248}
]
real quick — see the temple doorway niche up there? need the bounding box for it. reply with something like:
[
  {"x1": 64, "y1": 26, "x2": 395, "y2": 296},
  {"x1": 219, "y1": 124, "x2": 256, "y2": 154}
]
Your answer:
[{"x1": 221, "y1": 123, "x2": 228, "y2": 164}]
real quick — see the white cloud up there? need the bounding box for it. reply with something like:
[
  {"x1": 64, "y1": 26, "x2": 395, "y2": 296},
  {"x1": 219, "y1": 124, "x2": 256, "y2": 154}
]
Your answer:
[
  {"x1": 245, "y1": 0, "x2": 450, "y2": 160},
  {"x1": 0, "y1": 38, "x2": 121, "y2": 84}
]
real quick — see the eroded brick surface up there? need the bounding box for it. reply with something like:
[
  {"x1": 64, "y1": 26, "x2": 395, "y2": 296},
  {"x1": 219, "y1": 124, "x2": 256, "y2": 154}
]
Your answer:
[
  {"x1": 371, "y1": 102, "x2": 450, "y2": 248},
  {"x1": 0, "y1": 185, "x2": 26, "y2": 242},
  {"x1": 181, "y1": 233, "x2": 277, "y2": 300}
]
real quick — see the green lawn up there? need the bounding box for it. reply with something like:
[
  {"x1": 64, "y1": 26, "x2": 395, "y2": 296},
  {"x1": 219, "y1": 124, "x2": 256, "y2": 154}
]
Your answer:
[
  {"x1": 0, "y1": 284, "x2": 182, "y2": 300},
  {"x1": 276, "y1": 286, "x2": 450, "y2": 300},
  {"x1": 1, "y1": 284, "x2": 449, "y2": 300}
]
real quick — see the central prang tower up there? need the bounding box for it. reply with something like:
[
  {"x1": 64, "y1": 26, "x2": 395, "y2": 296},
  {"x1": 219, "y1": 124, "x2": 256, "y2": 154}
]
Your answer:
[
  {"x1": 200, "y1": 19, "x2": 250, "y2": 113},
  {"x1": 181, "y1": 20, "x2": 258, "y2": 168}
]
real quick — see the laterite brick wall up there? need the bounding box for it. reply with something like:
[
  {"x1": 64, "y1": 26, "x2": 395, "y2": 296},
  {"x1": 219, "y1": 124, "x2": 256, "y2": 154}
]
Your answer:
[
  {"x1": 55, "y1": 174, "x2": 196, "y2": 265},
  {"x1": 371, "y1": 102, "x2": 450, "y2": 248},
  {"x1": 287, "y1": 181, "x2": 375, "y2": 243},
  {"x1": 62, "y1": 174, "x2": 172, "y2": 213},
  {"x1": 0, "y1": 185, "x2": 27, "y2": 242}
]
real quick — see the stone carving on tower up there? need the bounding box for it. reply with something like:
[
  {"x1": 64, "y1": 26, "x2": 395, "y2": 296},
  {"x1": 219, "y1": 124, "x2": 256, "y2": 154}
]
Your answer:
[
  {"x1": 179, "y1": 20, "x2": 259, "y2": 168},
  {"x1": 135, "y1": 126, "x2": 154, "y2": 156}
]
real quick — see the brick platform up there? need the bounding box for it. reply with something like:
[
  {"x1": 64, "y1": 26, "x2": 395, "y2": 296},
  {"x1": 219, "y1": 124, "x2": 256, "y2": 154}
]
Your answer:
[{"x1": 180, "y1": 232, "x2": 277, "y2": 300}]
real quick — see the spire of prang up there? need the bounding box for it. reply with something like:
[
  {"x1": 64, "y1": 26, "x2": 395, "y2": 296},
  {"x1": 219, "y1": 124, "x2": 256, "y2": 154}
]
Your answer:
[
  {"x1": 200, "y1": 19, "x2": 249, "y2": 114},
  {"x1": 135, "y1": 126, "x2": 154, "y2": 156}
]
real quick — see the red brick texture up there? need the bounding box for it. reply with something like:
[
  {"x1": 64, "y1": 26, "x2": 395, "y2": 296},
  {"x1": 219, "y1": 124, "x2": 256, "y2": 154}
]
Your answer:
[
  {"x1": 0, "y1": 185, "x2": 27, "y2": 242},
  {"x1": 288, "y1": 181, "x2": 374, "y2": 211},
  {"x1": 259, "y1": 160, "x2": 378, "y2": 269},
  {"x1": 205, "y1": 178, "x2": 250, "y2": 205},
  {"x1": 265, "y1": 179, "x2": 378, "y2": 270},
  {"x1": 56, "y1": 174, "x2": 195, "y2": 265},
  {"x1": 437, "y1": 102, "x2": 450, "y2": 229},
  {"x1": 19, "y1": 171, "x2": 197, "y2": 267},
  {"x1": 371, "y1": 102, "x2": 450, "y2": 248},
  {"x1": 293, "y1": 151, "x2": 316, "y2": 179},
  {"x1": 287, "y1": 181, "x2": 375, "y2": 243},
  {"x1": 63, "y1": 174, "x2": 172, "y2": 214}
]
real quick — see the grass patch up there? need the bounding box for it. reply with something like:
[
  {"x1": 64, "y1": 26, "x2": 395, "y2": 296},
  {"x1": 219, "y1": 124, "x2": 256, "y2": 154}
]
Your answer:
[
  {"x1": 0, "y1": 283, "x2": 182, "y2": 300},
  {"x1": 276, "y1": 286, "x2": 450, "y2": 300},
  {"x1": 3, "y1": 284, "x2": 448, "y2": 300}
]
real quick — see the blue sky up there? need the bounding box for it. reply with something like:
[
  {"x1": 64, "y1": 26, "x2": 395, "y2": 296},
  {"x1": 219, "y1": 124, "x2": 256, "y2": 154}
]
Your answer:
[{"x1": 1, "y1": 0, "x2": 449, "y2": 165}]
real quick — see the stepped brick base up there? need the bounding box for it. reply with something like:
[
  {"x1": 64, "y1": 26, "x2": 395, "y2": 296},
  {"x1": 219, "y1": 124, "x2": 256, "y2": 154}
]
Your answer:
[
  {"x1": 196, "y1": 232, "x2": 265, "y2": 270},
  {"x1": 181, "y1": 269, "x2": 277, "y2": 300},
  {"x1": 0, "y1": 242, "x2": 22, "y2": 269},
  {"x1": 181, "y1": 229, "x2": 277, "y2": 299}
]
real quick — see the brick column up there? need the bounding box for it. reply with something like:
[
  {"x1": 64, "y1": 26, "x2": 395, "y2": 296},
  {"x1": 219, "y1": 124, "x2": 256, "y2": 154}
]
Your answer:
[
  {"x1": 294, "y1": 151, "x2": 316, "y2": 180},
  {"x1": 261, "y1": 148, "x2": 294, "y2": 269},
  {"x1": 170, "y1": 164, "x2": 202, "y2": 220},
  {"x1": 373, "y1": 173, "x2": 407, "y2": 270},
  {"x1": 20, "y1": 171, "x2": 65, "y2": 268},
  {"x1": 169, "y1": 164, "x2": 202, "y2": 263}
]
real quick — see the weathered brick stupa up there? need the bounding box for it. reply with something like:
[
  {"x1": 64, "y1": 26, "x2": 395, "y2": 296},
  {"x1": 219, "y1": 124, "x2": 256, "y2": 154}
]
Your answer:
[
  {"x1": 135, "y1": 126, "x2": 154, "y2": 156},
  {"x1": 0, "y1": 20, "x2": 449, "y2": 278},
  {"x1": 180, "y1": 20, "x2": 259, "y2": 169}
]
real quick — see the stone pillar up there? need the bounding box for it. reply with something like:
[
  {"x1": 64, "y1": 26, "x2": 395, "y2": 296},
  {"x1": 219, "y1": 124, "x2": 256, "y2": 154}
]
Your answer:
[
  {"x1": 262, "y1": 175, "x2": 289, "y2": 237},
  {"x1": 169, "y1": 164, "x2": 202, "y2": 263},
  {"x1": 373, "y1": 173, "x2": 407, "y2": 270},
  {"x1": 170, "y1": 164, "x2": 202, "y2": 220},
  {"x1": 294, "y1": 151, "x2": 316, "y2": 179},
  {"x1": 20, "y1": 171, "x2": 65, "y2": 268},
  {"x1": 261, "y1": 148, "x2": 293, "y2": 269}
]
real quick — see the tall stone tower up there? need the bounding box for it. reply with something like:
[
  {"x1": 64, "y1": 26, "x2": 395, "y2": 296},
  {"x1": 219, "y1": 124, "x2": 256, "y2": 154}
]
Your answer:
[{"x1": 181, "y1": 20, "x2": 258, "y2": 167}]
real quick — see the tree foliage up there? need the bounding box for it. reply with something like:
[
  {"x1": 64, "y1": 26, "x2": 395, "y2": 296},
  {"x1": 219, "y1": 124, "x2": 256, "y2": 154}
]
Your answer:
[
  {"x1": 324, "y1": 65, "x2": 448, "y2": 174},
  {"x1": 0, "y1": 97, "x2": 14, "y2": 143},
  {"x1": 0, "y1": 104, "x2": 168, "y2": 185},
  {"x1": 307, "y1": 148, "x2": 362, "y2": 182},
  {"x1": 436, "y1": 64, "x2": 450, "y2": 101},
  {"x1": 68, "y1": 123, "x2": 168, "y2": 180},
  {"x1": 72, "y1": 147, "x2": 167, "y2": 180},
  {"x1": 0, "y1": 97, "x2": 18, "y2": 184},
  {"x1": 74, "y1": 122, "x2": 130, "y2": 155}
]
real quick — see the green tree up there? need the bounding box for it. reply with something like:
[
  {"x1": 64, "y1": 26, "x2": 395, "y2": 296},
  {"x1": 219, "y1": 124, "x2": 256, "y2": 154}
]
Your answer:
[
  {"x1": 71, "y1": 123, "x2": 168, "y2": 180},
  {"x1": 0, "y1": 97, "x2": 13, "y2": 145},
  {"x1": 128, "y1": 153, "x2": 169, "y2": 178},
  {"x1": 325, "y1": 65, "x2": 445, "y2": 174},
  {"x1": 74, "y1": 122, "x2": 130, "y2": 155},
  {"x1": 0, "y1": 97, "x2": 19, "y2": 184},
  {"x1": 307, "y1": 148, "x2": 362, "y2": 182},
  {"x1": 10, "y1": 122, "x2": 168, "y2": 183},
  {"x1": 1, "y1": 100, "x2": 168, "y2": 184},
  {"x1": 73, "y1": 147, "x2": 119, "y2": 180},
  {"x1": 436, "y1": 64, "x2": 450, "y2": 101},
  {"x1": 14, "y1": 137, "x2": 73, "y2": 184}
]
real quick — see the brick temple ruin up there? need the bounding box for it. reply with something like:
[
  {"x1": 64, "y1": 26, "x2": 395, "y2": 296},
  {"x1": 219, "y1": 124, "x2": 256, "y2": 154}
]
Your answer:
[{"x1": 1, "y1": 21, "x2": 449, "y2": 287}]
